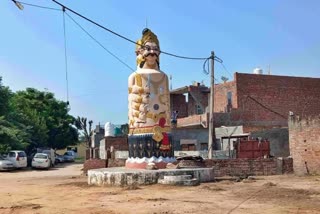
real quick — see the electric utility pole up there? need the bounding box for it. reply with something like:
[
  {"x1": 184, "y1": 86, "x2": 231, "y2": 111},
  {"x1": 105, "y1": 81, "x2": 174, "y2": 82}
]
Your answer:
[{"x1": 208, "y1": 51, "x2": 216, "y2": 159}]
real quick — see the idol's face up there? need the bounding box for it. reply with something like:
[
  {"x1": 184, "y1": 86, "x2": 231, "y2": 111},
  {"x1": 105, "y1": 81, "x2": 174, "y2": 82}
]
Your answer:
[{"x1": 142, "y1": 42, "x2": 160, "y2": 69}]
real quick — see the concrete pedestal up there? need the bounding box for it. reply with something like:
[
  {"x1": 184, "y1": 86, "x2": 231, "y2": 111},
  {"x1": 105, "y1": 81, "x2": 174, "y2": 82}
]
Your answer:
[{"x1": 88, "y1": 167, "x2": 214, "y2": 186}]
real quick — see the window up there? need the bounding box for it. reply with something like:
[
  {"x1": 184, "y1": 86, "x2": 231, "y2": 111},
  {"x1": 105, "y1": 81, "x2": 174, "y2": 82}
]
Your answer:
[
  {"x1": 8, "y1": 152, "x2": 16, "y2": 157},
  {"x1": 200, "y1": 143, "x2": 208, "y2": 150},
  {"x1": 226, "y1": 92, "x2": 232, "y2": 112},
  {"x1": 227, "y1": 92, "x2": 232, "y2": 105},
  {"x1": 18, "y1": 152, "x2": 26, "y2": 157},
  {"x1": 181, "y1": 144, "x2": 196, "y2": 151},
  {"x1": 195, "y1": 104, "x2": 203, "y2": 115},
  {"x1": 34, "y1": 154, "x2": 48, "y2": 159}
]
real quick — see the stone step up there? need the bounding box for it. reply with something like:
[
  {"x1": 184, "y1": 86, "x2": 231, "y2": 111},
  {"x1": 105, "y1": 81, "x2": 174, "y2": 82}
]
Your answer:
[
  {"x1": 158, "y1": 175, "x2": 200, "y2": 186},
  {"x1": 163, "y1": 175, "x2": 192, "y2": 182}
]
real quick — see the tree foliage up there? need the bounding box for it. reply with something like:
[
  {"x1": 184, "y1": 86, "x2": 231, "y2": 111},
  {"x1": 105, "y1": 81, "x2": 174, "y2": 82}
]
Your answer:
[
  {"x1": 0, "y1": 77, "x2": 30, "y2": 153},
  {"x1": 0, "y1": 77, "x2": 80, "y2": 154}
]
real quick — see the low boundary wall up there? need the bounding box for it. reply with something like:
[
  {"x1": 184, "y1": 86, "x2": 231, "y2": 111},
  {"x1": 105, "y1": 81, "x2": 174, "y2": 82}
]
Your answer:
[{"x1": 205, "y1": 157, "x2": 293, "y2": 177}]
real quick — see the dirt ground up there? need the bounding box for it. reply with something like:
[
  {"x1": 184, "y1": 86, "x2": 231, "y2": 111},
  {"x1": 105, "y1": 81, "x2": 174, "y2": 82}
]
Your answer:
[{"x1": 0, "y1": 163, "x2": 320, "y2": 214}]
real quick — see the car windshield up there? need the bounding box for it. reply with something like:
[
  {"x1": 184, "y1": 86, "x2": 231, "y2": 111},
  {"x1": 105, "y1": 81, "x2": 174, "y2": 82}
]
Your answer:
[
  {"x1": 0, "y1": 156, "x2": 5, "y2": 160},
  {"x1": 34, "y1": 154, "x2": 48, "y2": 159}
]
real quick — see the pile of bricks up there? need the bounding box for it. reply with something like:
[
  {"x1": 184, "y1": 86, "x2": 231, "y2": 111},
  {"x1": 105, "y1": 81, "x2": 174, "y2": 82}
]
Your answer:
[
  {"x1": 107, "y1": 159, "x2": 126, "y2": 167},
  {"x1": 83, "y1": 159, "x2": 107, "y2": 175}
]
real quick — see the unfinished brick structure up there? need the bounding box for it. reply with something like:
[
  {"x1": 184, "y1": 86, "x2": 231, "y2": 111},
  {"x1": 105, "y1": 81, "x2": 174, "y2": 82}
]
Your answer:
[
  {"x1": 170, "y1": 83, "x2": 209, "y2": 119},
  {"x1": 222, "y1": 73, "x2": 320, "y2": 132},
  {"x1": 171, "y1": 73, "x2": 320, "y2": 132},
  {"x1": 289, "y1": 115, "x2": 320, "y2": 175}
]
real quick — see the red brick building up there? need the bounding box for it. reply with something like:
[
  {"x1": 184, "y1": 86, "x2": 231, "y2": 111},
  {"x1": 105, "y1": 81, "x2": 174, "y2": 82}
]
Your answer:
[
  {"x1": 170, "y1": 82, "x2": 209, "y2": 119},
  {"x1": 171, "y1": 72, "x2": 320, "y2": 132}
]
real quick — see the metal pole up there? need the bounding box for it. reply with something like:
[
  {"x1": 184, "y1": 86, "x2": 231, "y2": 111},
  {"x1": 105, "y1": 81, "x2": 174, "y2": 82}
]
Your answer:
[{"x1": 208, "y1": 51, "x2": 215, "y2": 159}]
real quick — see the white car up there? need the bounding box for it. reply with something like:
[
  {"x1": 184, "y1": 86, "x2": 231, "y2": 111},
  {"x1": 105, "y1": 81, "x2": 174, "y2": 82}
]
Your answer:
[
  {"x1": 32, "y1": 153, "x2": 51, "y2": 169},
  {"x1": 6, "y1": 150, "x2": 28, "y2": 169},
  {"x1": 0, "y1": 156, "x2": 15, "y2": 171}
]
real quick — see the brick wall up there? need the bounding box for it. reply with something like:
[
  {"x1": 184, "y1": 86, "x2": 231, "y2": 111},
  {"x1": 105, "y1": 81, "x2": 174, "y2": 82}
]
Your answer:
[
  {"x1": 177, "y1": 113, "x2": 208, "y2": 127},
  {"x1": 283, "y1": 158, "x2": 294, "y2": 174},
  {"x1": 83, "y1": 159, "x2": 107, "y2": 175},
  {"x1": 188, "y1": 85, "x2": 209, "y2": 114},
  {"x1": 170, "y1": 85, "x2": 209, "y2": 118},
  {"x1": 210, "y1": 73, "x2": 320, "y2": 132},
  {"x1": 235, "y1": 73, "x2": 320, "y2": 127},
  {"x1": 85, "y1": 148, "x2": 99, "y2": 160},
  {"x1": 171, "y1": 73, "x2": 320, "y2": 132},
  {"x1": 214, "y1": 81, "x2": 237, "y2": 113},
  {"x1": 105, "y1": 136, "x2": 128, "y2": 151},
  {"x1": 108, "y1": 159, "x2": 126, "y2": 167},
  {"x1": 289, "y1": 115, "x2": 320, "y2": 175},
  {"x1": 171, "y1": 94, "x2": 188, "y2": 118},
  {"x1": 205, "y1": 158, "x2": 293, "y2": 177}
]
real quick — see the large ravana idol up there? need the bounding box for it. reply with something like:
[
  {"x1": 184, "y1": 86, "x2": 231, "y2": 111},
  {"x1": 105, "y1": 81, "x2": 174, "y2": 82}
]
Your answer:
[{"x1": 126, "y1": 28, "x2": 176, "y2": 169}]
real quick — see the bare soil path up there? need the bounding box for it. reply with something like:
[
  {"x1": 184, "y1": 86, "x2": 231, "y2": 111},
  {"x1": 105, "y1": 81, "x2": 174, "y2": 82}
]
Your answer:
[{"x1": 1, "y1": 163, "x2": 320, "y2": 214}]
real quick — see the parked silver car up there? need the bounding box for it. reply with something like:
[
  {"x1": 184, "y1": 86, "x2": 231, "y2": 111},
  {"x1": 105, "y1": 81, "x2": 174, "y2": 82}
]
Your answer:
[
  {"x1": 0, "y1": 156, "x2": 15, "y2": 171},
  {"x1": 6, "y1": 150, "x2": 28, "y2": 169}
]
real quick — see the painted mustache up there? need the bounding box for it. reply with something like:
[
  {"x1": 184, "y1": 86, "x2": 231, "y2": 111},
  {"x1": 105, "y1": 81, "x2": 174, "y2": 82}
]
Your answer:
[{"x1": 144, "y1": 53, "x2": 158, "y2": 58}]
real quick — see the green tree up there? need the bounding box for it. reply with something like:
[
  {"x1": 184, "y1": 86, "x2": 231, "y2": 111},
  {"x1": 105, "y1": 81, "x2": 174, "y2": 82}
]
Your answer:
[
  {"x1": 0, "y1": 77, "x2": 11, "y2": 116},
  {"x1": 0, "y1": 77, "x2": 30, "y2": 153},
  {"x1": 0, "y1": 77, "x2": 79, "y2": 154},
  {"x1": 0, "y1": 116, "x2": 30, "y2": 152},
  {"x1": 10, "y1": 88, "x2": 79, "y2": 153}
]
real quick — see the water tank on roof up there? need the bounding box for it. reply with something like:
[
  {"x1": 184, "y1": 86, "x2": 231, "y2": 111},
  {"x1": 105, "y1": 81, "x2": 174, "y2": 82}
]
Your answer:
[
  {"x1": 253, "y1": 67, "x2": 263, "y2": 75},
  {"x1": 104, "y1": 122, "x2": 115, "y2": 137}
]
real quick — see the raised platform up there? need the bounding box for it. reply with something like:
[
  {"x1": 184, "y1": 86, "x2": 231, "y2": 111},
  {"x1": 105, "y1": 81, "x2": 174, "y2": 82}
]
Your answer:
[{"x1": 88, "y1": 167, "x2": 214, "y2": 186}]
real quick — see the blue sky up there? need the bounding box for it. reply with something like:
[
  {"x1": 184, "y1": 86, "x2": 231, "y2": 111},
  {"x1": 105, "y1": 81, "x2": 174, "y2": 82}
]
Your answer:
[{"x1": 1, "y1": 0, "x2": 320, "y2": 126}]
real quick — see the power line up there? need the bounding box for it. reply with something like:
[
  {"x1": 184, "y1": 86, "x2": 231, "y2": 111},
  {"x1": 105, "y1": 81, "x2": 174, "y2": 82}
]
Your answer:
[
  {"x1": 15, "y1": 0, "x2": 219, "y2": 62},
  {"x1": 62, "y1": 8, "x2": 69, "y2": 105},
  {"x1": 203, "y1": 55, "x2": 223, "y2": 74},
  {"x1": 52, "y1": 0, "x2": 138, "y2": 45},
  {"x1": 51, "y1": 0, "x2": 212, "y2": 61},
  {"x1": 12, "y1": 0, "x2": 288, "y2": 128},
  {"x1": 65, "y1": 12, "x2": 135, "y2": 72},
  {"x1": 162, "y1": 51, "x2": 208, "y2": 60},
  {"x1": 220, "y1": 62, "x2": 234, "y2": 79},
  {"x1": 218, "y1": 62, "x2": 287, "y2": 119},
  {"x1": 13, "y1": 0, "x2": 60, "y2": 11}
]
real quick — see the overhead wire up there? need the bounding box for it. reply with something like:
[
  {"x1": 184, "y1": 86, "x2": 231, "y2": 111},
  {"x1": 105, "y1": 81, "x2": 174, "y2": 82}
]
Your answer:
[
  {"x1": 203, "y1": 55, "x2": 223, "y2": 74},
  {"x1": 13, "y1": 0, "x2": 60, "y2": 11},
  {"x1": 14, "y1": 0, "x2": 239, "y2": 108},
  {"x1": 12, "y1": 0, "x2": 289, "y2": 152},
  {"x1": 51, "y1": 0, "x2": 213, "y2": 61},
  {"x1": 65, "y1": 12, "x2": 135, "y2": 72},
  {"x1": 14, "y1": 1, "x2": 218, "y2": 65},
  {"x1": 218, "y1": 62, "x2": 287, "y2": 119},
  {"x1": 202, "y1": 55, "x2": 287, "y2": 121},
  {"x1": 62, "y1": 7, "x2": 69, "y2": 105}
]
